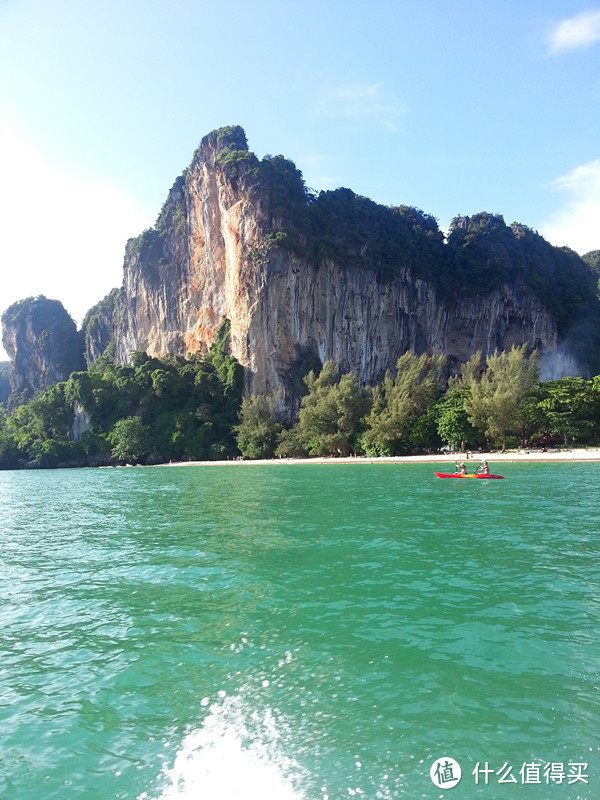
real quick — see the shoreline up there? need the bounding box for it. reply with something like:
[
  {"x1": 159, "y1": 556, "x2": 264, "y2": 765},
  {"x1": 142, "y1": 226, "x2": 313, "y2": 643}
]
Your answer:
[{"x1": 160, "y1": 448, "x2": 600, "y2": 468}]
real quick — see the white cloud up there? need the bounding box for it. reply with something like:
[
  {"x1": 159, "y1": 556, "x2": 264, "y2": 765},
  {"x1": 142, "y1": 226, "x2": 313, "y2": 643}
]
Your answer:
[
  {"x1": 548, "y1": 8, "x2": 600, "y2": 53},
  {"x1": 0, "y1": 115, "x2": 153, "y2": 358},
  {"x1": 540, "y1": 160, "x2": 600, "y2": 254},
  {"x1": 316, "y1": 82, "x2": 405, "y2": 129}
]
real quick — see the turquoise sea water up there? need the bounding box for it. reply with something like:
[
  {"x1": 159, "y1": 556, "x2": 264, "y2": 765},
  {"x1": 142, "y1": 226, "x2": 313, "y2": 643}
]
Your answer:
[{"x1": 1, "y1": 462, "x2": 599, "y2": 799}]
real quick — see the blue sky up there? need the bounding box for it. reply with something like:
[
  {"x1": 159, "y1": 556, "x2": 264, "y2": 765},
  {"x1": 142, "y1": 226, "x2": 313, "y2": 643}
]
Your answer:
[{"x1": 1, "y1": 0, "x2": 600, "y2": 360}]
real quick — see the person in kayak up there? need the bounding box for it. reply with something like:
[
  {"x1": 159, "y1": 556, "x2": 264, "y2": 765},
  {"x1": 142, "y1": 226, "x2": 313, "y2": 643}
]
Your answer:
[
  {"x1": 455, "y1": 462, "x2": 468, "y2": 474},
  {"x1": 476, "y1": 460, "x2": 490, "y2": 475}
]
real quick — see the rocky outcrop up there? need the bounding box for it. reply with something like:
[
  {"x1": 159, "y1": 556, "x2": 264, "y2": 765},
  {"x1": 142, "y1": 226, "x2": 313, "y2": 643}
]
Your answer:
[
  {"x1": 100, "y1": 125, "x2": 591, "y2": 415},
  {"x1": 1, "y1": 296, "x2": 85, "y2": 404}
]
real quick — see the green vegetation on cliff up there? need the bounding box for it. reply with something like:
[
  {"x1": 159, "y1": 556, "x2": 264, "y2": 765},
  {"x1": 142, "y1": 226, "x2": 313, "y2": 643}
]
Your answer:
[
  {"x1": 582, "y1": 250, "x2": 600, "y2": 275},
  {"x1": 448, "y1": 215, "x2": 599, "y2": 343},
  {"x1": 155, "y1": 174, "x2": 187, "y2": 237}
]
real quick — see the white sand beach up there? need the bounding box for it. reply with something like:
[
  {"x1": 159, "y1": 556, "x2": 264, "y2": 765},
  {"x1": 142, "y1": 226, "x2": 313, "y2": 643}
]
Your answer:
[{"x1": 164, "y1": 448, "x2": 600, "y2": 467}]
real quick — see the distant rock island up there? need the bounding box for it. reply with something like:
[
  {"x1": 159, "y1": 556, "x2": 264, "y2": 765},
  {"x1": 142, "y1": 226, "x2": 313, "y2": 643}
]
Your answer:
[
  {"x1": 2, "y1": 297, "x2": 85, "y2": 406},
  {"x1": 3, "y1": 125, "x2": 600, "y2": 411}
]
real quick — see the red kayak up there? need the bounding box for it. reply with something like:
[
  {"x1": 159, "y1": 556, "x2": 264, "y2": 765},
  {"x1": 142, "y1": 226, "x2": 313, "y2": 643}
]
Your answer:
[{"x1": 435, "y1": 472, "x2": 504, "y2": 480}]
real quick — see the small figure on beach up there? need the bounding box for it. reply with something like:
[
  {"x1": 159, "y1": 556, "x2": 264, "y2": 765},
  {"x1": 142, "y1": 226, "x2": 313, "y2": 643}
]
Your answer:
[{"x1": 476, "y1": 460, "x2": 490, "y2": 475}]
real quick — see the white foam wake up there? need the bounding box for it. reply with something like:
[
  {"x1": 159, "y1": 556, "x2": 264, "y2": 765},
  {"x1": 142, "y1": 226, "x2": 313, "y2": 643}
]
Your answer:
[{"x1": 142, "y1": 694, "x2": 307, "y2": 800}]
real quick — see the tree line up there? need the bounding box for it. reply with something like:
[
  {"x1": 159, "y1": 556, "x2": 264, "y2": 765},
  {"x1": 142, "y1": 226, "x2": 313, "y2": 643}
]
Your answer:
[
  {"x1": 237, "y1": 347, "x2": 600, "y2": 459},
  {"x1": 1, "y1": 338, "x2": 599, "y2": 470}
]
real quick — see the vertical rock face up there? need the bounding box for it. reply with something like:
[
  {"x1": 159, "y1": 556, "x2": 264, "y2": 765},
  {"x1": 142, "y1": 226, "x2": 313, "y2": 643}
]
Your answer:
[
  {"x1": 80, "y1": 288, "x2": 121, "y2": 364},
  {"x1": 0, "y1": 362, "x2": 10, "y2": 406},
  {"x1": 1, "y1": 296, "x2": 85, "y2": 403},
  {"x1": 245, "y1": 259, "x2": 568, "y2": 409},
  {"x1": 114, "y1": 126, "x2": 265, "y2": 367},
  {"x1": 106, "y1": 125, "x2": 588, "y2": 415}
]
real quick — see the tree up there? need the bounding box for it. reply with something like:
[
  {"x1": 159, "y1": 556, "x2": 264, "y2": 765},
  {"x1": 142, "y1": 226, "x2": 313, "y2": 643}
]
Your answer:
[
  {"x1": 534, "y1": 377, "x2": 598, "y2": 445},
  {"x1": 0, "y1": 408, "x2": 19, "y2": 468},
  {"x1": 9, "y1": 382, "x2": 74, "y2": 461},
  {"x1": 203, "y1": 319, "x2": 244, "y2": 416},
  {"x1": 464, "y1": 345, "x2": 538, "y2": 452},
  {"x1": 361, "y1": 352, "x2": 446, "y2": 455},
  {"x1": 290, "y1": 361, "x2": 372, "y2": 457},
  {"x1": 436, "y1": 388, "x2": 482, "y2": 451},
  {"x1": 448, "y1": 351, "x2": 483, "y2": 390},
  {"x1": 410, "y1": 402, "x2": 443, "y2": 452},
  {"x1": 235, "y1": 394, "x2": 282, "y2": 459},
  {"x1": 275, "y1": 425, "x2": 309, "y2": 458},
  {"x1": 109, "y1": 416, "x2": 151, "y2": 464}
]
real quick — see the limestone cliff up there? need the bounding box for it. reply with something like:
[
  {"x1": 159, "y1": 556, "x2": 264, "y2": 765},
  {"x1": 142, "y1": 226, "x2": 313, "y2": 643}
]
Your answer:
[
  {"x1": 80, "y1": 287, "x2": 121, "y2": 364},
  {"x1": 2, "y1": 296, "x2": 85, "y2": 405},
  {"x1": 99, "y1": 125, "x2": 596, "y2": 414}
]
